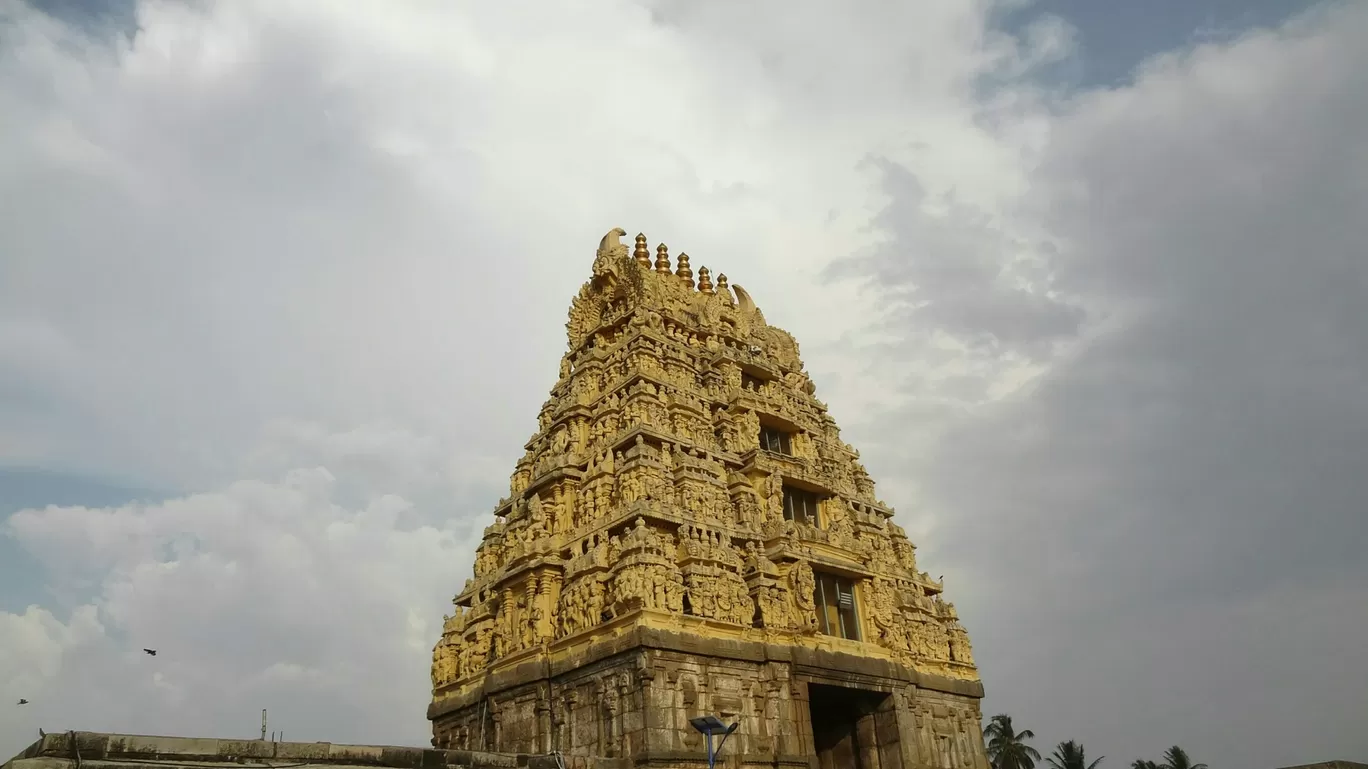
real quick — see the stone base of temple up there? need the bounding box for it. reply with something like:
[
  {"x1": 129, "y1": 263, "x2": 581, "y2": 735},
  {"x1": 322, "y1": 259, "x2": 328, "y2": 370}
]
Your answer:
[{"x1": 429, "y1": 623, "x2": 989, "y2": 769}]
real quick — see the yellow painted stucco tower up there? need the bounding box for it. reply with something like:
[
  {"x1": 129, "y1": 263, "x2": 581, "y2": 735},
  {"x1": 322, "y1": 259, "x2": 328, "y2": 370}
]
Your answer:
[{"x1": 428, "y1": 229, "x2": 989, "y2": 769}]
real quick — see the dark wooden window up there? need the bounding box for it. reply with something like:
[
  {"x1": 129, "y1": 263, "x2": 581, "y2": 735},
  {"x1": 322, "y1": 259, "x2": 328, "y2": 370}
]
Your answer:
[
  {"x1": 814, "y1": 572, "x2": 861, "y2": 640},
  {"x1": 783, "y1": 486, "x2": 819, "y2": 525},
  {"x1": 759, "y1": 425, "x2": 791, "y2": 455}
]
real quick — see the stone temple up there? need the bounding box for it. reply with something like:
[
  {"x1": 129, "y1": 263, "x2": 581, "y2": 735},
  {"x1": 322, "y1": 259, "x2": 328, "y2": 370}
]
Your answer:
[{"x1": 427, "y1": 229, "x2": 990, "y2": 769}]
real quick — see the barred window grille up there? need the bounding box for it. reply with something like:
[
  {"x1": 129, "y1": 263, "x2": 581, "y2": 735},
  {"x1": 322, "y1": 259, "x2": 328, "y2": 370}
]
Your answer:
[
  {"x1": 813, "y1": 571, "x2": 861, "y2": 641},
  {"x1": 760, "y1": 426, "x2": 792, "y2": 455},
  {"x1": 782, "y1": 486, "x2": 820, "y2": 525}
]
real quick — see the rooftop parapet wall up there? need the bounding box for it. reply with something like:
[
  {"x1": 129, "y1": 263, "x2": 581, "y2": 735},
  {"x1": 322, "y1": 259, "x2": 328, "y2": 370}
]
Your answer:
[{"x1": 2, "y1": 732, "x2": 610, "y2": 769}]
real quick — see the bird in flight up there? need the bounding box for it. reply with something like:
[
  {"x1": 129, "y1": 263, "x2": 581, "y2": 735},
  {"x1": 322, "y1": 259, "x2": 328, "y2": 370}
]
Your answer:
[
  {"x1": 17, "y1": 699, "x2": 28, "y2": 705},
  {"x1": 143, "y1": 649, "x2": 157, "y2": 656}
]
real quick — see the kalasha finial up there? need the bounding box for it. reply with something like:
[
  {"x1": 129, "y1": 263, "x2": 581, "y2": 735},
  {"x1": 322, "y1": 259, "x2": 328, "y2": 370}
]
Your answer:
[
  {"x1": 717, "y1": 273, "x2": 730, "y2": 293},
  {"x1": 633, "y1": 233, "x2": 651, "y2": 267},
  {"x1": 676, "y1": 253, "x2": 694, "y2": 288},
  {"x1": 697, "y1": 266, "x2": 714, "y2": 294},
  {"x1": 655, "y1": 243, "x2": 671, "y2": 274}
]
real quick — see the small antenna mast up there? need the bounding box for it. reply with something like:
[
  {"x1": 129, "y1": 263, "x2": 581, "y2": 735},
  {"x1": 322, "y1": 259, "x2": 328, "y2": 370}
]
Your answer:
[{"x1": 261, "y1": 709, "x2": 267, "y2": 741}]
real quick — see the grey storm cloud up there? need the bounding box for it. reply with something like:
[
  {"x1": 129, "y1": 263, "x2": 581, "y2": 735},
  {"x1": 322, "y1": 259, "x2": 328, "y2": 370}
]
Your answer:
[{"x1": 844, "y1": 4, "x2": 1368, "y2": 767}]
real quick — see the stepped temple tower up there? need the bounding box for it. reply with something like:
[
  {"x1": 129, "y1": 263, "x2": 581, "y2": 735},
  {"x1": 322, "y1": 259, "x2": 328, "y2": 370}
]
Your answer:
[{"x1": 429, "y1": 229, "x2": 989, "y2": 769}]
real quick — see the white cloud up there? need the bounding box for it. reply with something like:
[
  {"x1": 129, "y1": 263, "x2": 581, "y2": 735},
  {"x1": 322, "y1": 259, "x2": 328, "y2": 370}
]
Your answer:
[
  {"x1": 850, "y1": 2, "x2": 1368, "y2": 767},
  {"x1": 0, "y1": 0, "x2": 1047, "y2": 492},
  {"x1": 1, "y1": 453, "x2": 480, "y2": 751},
  {"x1": 0, "y1": 0, "x2": 1049, "y2": 752},
  {"x1": 0, "y1": 605, "x2": 104, "y2": 697},
  {"x1": 2, "y1": 0, "x2": 1365, "y2": 765}
]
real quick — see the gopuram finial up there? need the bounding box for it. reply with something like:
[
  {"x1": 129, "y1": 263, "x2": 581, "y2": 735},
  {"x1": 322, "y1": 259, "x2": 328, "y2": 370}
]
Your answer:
[
  {"x1": 655, "y1": 243, "x2": 671, "y2": 274},
  {"x1": 697, "y1": 266, "x2": 714, "y2": 294},
  {"x1": 634, "y1": 233, "x2": 651, "y2": 267},
  {"x1": 676, "y1": 253, "x2": 694, "y2": 288}
]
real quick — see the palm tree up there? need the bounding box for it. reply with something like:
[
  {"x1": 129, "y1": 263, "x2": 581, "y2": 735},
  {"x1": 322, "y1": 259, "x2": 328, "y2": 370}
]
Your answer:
[
  {"x1": 1161, "y1": 746, "x2": 1206, "y2": 769},
  {"x1": 984, "y1": 714, "x2": 1042, "y2": 769},
  {"x1": 1046, "y1": 740, "x2": 1103, "y2": 769},
  {"x1": 1131, "y1": 761, "x2": 1160, "y2": 769}
]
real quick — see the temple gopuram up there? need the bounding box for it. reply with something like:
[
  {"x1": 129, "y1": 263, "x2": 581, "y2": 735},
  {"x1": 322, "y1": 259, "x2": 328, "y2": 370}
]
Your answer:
[{"x1": 428, "y1": 228, "x2": 990, "y2": 769}]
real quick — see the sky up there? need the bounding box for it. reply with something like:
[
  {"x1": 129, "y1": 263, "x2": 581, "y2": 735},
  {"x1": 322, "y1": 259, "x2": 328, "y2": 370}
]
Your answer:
[{"x1": 1, "y1": 0, "x2": 1365, "y2": 766}]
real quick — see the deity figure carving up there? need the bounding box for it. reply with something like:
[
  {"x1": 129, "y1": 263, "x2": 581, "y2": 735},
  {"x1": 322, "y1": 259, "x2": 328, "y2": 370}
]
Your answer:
[
  {"x1": 764, "y1": 472, "x2": 784, "y2": 522},
  {"x1": 949, "y1": 626, "x2": 976, "y2": 665},
  {"x1": 825, "y1": 499, "x2": 855, "y2": 549},
  {"x1": 753, "y1": 583, "x2": 797, "y2": 630},
  {"x1": 788, "y1": 560, "x2": 819, "y2": 632},
  {"x1": 526, "y1": 494, "x2": 549, "y2": 540},
  {"x1": 869, "y1": 579, "x2": 912, "y2": 653}
]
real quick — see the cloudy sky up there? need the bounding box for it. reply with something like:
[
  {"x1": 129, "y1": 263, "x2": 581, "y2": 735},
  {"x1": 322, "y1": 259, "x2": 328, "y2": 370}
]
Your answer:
[{"x1": 2, "y1": 0, "x2": 1364, "y2": 766}]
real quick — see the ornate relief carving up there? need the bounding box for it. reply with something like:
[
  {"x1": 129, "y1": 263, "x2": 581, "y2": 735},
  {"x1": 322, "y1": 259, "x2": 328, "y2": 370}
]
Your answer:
[
  {"x1": 787, "y1": 560, "x2": 819, "y2": 633},
  {"x1": 432, "y1": 227, "x2": 980, "y2": 699}
]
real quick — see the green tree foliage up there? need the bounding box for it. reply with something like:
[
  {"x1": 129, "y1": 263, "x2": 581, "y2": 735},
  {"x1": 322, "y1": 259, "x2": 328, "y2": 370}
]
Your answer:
[
  {"x1": 1129, "y1": 745, "x2": 1207, "y2": 769},
  {"x1": 1161, "y1": 746, "x2": 1207, "y2": 769},
  {"x1": 984, "y1": 714, "x2": 1043, "y2": 769},
  {"x1": 1046, "y1": 740, "x2": 1103, "y2": 769}
]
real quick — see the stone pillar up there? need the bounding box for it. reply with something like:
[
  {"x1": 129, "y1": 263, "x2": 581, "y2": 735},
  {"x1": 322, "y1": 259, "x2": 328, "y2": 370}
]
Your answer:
[
  {"x1": 894, "y1": 688, "x2": 921, "y2": 769},
  {"x1": 617, "y1": 674, "x2": 635, "y2": 758},
  {"x1": 550, "y1": 698, "x2": 566, "y2": 754},
  {"x1": 536, "y1": 697, "x2": 552, "y2": 755},
  {"x1": 499, "y1": 587, "x2": 515, "y2": 656},
  {"x1": 601, "y1": 681, "x2": 620, "y2": 758},
  {"x1": 523, "y1": 580, "x2": 539, "y2": 649},
  {"x1": 758, "y1": 681, "x2": 781, "y2": 756},
  {"x1": 788, "y1": 679, "x2": 812, "y2": 759},
  {"x1": 955, "y1": 713, "x2": 973, "y2": 769},
  {"x1": 565, "y1": 690, "x2": 581, "y2": 754},
  {"x1": 856, "y1": 710, "x2": 880, "y2": 769},
  {"x1": 537, "y1": 571, "x2": 562, "y2": 642},
  {"x1": 875, "y1": 694, "x2": 905, "y2": 769},
  {"x1": 632, "y1": 662, "x2": 655, "y2": 757}
]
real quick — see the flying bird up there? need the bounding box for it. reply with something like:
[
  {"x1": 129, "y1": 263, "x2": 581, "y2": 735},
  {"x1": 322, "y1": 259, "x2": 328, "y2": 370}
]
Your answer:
[
  {"x1": 143, "y1": 648, "x2": 157, "y2": 656},
  {"x1": 17, "y1": 699, "x2": 28, "y2": 705}
]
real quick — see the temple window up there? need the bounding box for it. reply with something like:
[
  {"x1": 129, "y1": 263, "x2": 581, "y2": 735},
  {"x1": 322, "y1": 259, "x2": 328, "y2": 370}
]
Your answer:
[
  {"x1": 759, "y1": 425, "x2": 792, "y2": 455},
  {"x1": 782, "y1": 485, "x2": 820, "y2": 525},
  {"x1": 741, "y1": 373, "x2": 764, "y2": 391},
  {"x1": 813, "y1": 571, "x2": 861, "y2": 641}
]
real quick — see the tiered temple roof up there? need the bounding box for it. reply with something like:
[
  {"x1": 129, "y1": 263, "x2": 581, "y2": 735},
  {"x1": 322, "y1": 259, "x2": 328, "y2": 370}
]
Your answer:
[
  {"x1": 425, "y1": 230, "x2": 988, "y2": 769},
  {"x1": 430, "y1": 228, "x2": 977, "y2": 709}
]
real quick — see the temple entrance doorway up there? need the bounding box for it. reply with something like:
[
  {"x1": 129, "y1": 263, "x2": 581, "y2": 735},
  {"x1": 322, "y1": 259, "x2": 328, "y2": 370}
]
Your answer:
[{"x1": 807, "y1": 683, "x2": 903, "y2": 769}]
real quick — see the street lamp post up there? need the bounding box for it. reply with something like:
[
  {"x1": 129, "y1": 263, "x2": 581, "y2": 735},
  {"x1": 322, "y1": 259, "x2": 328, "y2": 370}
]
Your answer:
[{"x1": 689, "y1": 715, "x2": 739, "y2": 769}]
